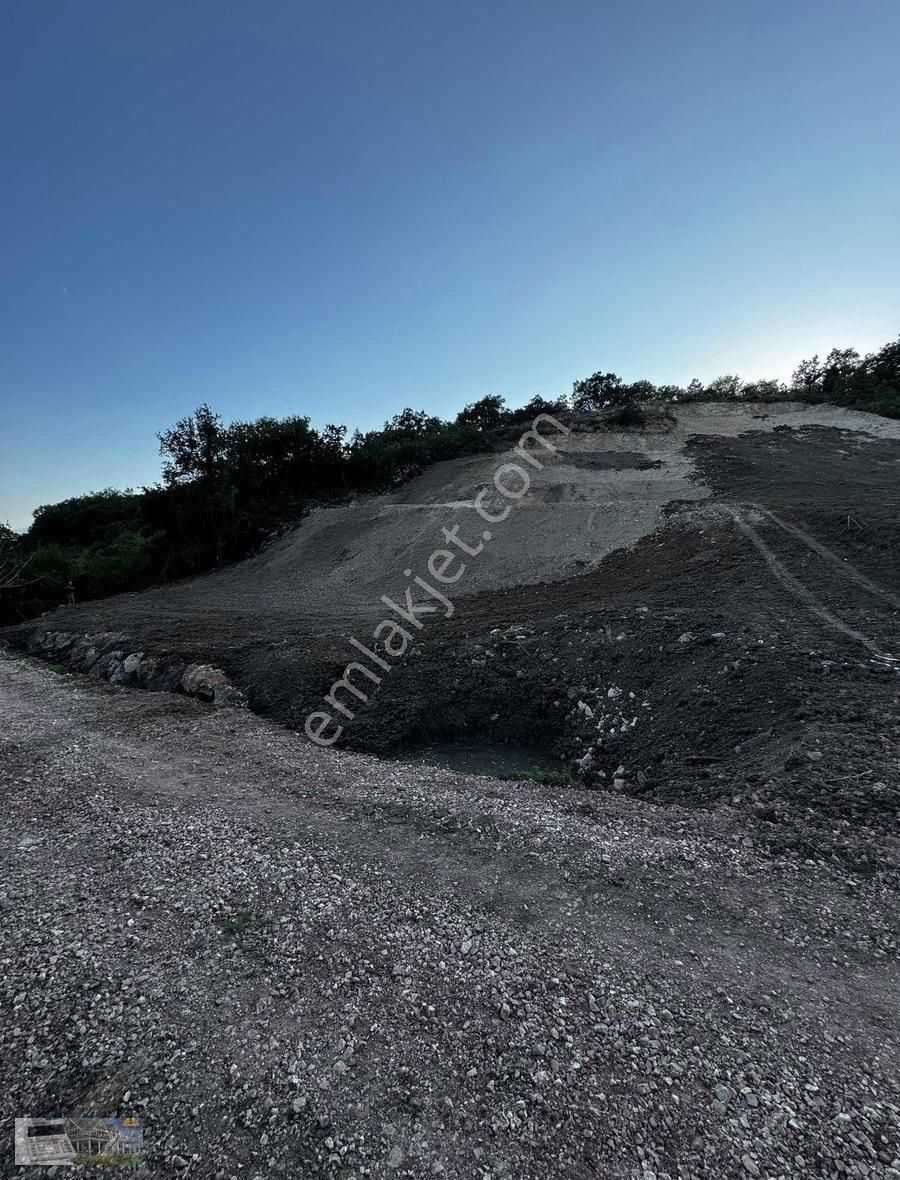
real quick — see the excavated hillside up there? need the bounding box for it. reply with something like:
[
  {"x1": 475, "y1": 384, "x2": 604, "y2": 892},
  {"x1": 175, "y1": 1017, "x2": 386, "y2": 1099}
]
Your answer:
[
  {"x1": 5, "y1": 401, "x2": 898, "y2": 855},
  {"x1": 2, "y1": 400, "x2": 899, "y2": 1178}
]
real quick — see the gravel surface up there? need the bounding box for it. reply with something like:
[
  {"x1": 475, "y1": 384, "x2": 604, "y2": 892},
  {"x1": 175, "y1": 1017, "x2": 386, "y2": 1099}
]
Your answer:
[{"x1": 1, "y1": 654, "x2": 898, "y2": 1179}]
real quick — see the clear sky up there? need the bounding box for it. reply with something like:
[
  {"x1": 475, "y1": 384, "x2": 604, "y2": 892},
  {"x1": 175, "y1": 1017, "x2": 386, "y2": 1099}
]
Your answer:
[{"x1": 1, "y1": 0, "x2": 898, "y2": 530}]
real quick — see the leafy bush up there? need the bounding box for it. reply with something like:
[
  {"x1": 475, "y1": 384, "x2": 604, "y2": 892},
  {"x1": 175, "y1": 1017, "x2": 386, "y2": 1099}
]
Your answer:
[{"x1": 606, "y1": 400, "x2": 646, "y2": 427}]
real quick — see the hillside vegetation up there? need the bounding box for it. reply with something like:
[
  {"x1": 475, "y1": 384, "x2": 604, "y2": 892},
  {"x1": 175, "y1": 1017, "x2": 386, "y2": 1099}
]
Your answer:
[{"x1": 2, "y1": 335, "x2": 898, "y2": 624}]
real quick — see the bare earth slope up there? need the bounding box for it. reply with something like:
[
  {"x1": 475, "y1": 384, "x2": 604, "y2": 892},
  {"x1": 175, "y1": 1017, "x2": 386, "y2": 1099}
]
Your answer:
[
  {"x1": 12, "y1": 401, "x2": 900, "y2": 645},
  {"x1": 1, "y1": 655, "x2": 898, "y2": 1178},
  {"x1": 6, "y1": 402, "x2": 897, "y2": 858}
]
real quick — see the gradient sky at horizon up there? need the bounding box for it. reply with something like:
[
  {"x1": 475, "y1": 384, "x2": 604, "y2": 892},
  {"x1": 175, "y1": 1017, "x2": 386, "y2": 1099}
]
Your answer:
[{"x1": 1, "y1": 0, "x2": 898, "y2": 530}]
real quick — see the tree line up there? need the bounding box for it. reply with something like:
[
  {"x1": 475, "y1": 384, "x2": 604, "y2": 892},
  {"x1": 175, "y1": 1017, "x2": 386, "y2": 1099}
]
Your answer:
[{"x1": 1, "y1": 334, "x2": 897, "y2": 624}]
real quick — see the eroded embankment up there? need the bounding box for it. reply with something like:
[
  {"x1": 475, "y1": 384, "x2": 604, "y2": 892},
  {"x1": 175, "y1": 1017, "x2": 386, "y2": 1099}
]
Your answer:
[{"x1": 7, "y1": 400, "x2": 862, "y2": 651}]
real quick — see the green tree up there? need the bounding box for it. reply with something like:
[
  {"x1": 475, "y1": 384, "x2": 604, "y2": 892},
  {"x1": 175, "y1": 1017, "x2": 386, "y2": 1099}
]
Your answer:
[
  {"x1": 864, "y1": 336, "x2": 900, "y2": 388},
  {"x1": 158, "y1": 403, "x2": 226, "y2": 486},
  {"x1": 513, "y1": 393, "x2": 569, "y2": 418},
  {"x1": 621, "y1": 379, "x2": 658, "y2": 402},
  {"x1": 820, "y1": 348, "x2": 860, "y2": 401},
  {"x1": 792, "y1": 355, "x2": 822, "y2": 398},
  {"x1": 705, "y1": 374, "x2": 743, "y2": 400},
  {"x1": 0, "y1": 523, "x2": 25, "y2": 590},
  {"x1": 383, "y1": 407, "x2": 444, "y2": 437},
  {"x1": 684, "y1": 378, "x2": 705, "y2": 400},
  {"x1": 455, "y1": 394, "x2": 507, "y2": 431},
  {"x1": 157, "y1": 404, "x2": 235, "y2": 565},
  {"x1": 571, "y1": 371, "x2": 624, "y2": 411}
]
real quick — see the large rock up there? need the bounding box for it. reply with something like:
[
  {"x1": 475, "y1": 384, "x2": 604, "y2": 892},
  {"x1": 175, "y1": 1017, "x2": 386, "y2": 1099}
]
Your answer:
[
  {"x1": 144, "y1": 657, "x2": 187, "y2": 693},
  {"x1": 180, "y1": 663, "x2": 230, "y2": 703},
  {"x1": 89, "y1": 650, "x2": 125, "y2": 680},
  {"x1": 120, "y1": 652, "x2": 145, "y2": 682}
]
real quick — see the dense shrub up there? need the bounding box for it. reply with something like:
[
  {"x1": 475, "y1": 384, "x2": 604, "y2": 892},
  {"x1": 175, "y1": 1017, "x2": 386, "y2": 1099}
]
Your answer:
[{"x1": 789, "y1": 342, "x2": 900, "y2": 417}]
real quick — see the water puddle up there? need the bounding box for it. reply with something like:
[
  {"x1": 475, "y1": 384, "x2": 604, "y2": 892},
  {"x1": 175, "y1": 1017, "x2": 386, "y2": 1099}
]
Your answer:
[{"x1": 399, "y1": 741, "x2": 569, "y2": 781}]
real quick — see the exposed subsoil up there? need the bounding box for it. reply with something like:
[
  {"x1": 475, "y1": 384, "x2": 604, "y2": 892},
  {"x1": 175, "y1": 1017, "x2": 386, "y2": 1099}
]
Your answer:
[
  {"x1": 302, "y1": 427, "x2": 900, "y2": 867},
  {"x1": 1, "y1": 407, "x2": 899, "y2": 1177},
  {"x1": 3, "y1": 416, "x2": 898, "y2": 873}
]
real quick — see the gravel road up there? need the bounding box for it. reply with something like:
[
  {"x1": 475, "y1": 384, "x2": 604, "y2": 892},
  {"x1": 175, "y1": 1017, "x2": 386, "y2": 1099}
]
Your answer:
[{"x1": 1, "y1": 654, "x2": 898, "y2": 1178}]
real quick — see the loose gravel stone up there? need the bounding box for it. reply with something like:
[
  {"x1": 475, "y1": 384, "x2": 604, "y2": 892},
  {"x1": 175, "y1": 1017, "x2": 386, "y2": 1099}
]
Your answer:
[{"x1": 0, "y1": 652, "x2": 898, "y2": 1179}]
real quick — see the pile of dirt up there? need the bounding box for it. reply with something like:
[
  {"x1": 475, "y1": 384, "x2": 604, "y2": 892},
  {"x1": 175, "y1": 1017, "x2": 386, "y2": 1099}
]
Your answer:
[{"x1": 276, "y1": 513, "x2": 897, "y2": 867}]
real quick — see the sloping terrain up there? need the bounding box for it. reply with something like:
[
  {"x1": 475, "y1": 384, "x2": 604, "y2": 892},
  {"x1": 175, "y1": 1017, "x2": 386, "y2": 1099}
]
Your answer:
[
  {"x1": 1, "y1": 400, "x2": 899, "y2": 1177},
  {"x1": 5, "y1": 402, "x2": 897, "y2": 850},
  {"x1": 9, "y1": 401, "x2": 898, "y2": 644}
]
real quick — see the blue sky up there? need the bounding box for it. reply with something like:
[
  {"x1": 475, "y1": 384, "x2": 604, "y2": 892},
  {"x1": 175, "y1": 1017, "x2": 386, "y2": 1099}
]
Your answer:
[{"x1": 1, "y1": 0, "x2": 898, "y2": 530}]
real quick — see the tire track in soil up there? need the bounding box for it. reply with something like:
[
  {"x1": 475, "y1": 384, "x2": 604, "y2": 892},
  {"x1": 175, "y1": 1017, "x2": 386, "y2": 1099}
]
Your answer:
[
  {"x1": 727, "y1": 505, "x2": 898, "y2": 665},
  {"x1": 757, "y1": 505, "x2": 900, "y2": 612}
]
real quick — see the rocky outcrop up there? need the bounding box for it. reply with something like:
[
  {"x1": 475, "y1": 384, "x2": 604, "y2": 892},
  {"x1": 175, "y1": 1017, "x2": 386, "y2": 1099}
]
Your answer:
[{"x1": 180, "y1": 662, "x2": 242, "y2": 705}]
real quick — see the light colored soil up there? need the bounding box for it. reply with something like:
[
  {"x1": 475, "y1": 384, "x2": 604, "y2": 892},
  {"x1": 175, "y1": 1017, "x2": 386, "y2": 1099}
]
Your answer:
[
  {"x1": 27, "y1": 402, "x2": 900, "y2": 638},
  {"x1": 207, "y1": 400, "x2": 900, "y2": 607},
  {"x1": 1, "y1": 654, "x2": 898, "y2": 1178}
]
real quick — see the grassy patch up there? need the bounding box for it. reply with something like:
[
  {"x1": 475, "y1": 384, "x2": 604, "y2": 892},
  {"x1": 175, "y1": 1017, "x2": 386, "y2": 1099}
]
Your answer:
[
  {"x1": 73, "y1": 1154, "x2": 144, "y2": 1167},
  {"x1": 502, "y1": 767, "x2": 574, "y2": 787},
  {"x1": 220, "y1": 910, "x2": 270, "y2": 941}
]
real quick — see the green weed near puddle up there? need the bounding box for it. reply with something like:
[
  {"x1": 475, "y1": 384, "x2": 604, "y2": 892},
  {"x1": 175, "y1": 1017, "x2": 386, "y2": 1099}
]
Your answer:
[
  {"x1": 502, "y1": 768, "x2": 575, "y2": 787},
  {"x1": 220, "y1": 910, "x2": 271, "y2": 941}
]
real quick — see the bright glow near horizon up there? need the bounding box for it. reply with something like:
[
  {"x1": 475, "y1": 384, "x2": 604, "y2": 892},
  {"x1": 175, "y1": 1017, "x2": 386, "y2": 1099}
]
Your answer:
[{"x1": 1, "y1": 0, "x2": 898, "y2": 531}]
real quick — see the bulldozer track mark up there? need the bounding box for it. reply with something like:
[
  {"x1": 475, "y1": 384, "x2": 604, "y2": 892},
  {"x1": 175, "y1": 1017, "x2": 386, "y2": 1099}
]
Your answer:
[
  {"x1": 751, "y1": 504, "x2": 900, "y2": 611},
  {"x1": 727, "y1": 507, "x2": 894, "y2": 662}
]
